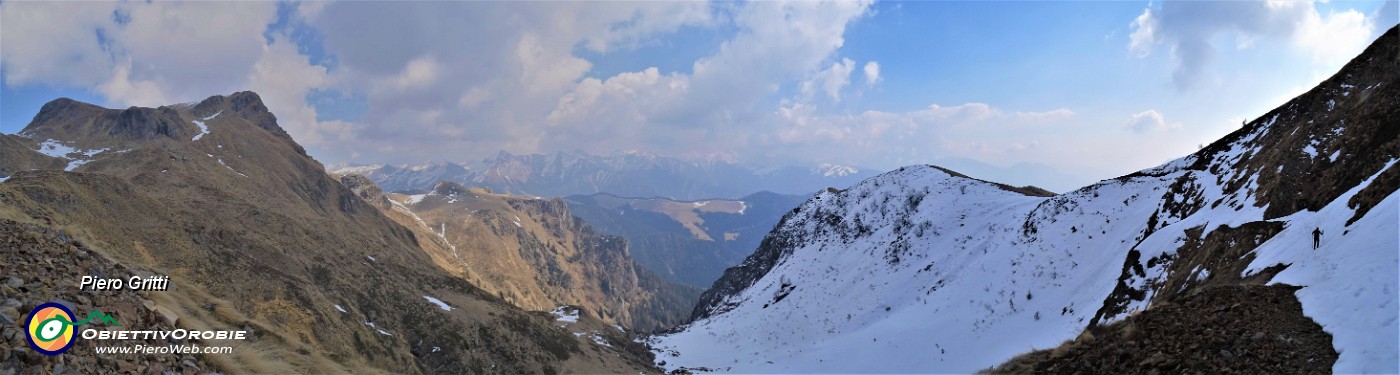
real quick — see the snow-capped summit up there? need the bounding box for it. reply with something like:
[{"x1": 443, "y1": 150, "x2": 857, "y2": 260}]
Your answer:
[
  {"x1": 650, "y1": 25, "x2": 1399, "y2": 374},
  {"x1": 815, "y1": 163, "x2": 859, "y2": 177}
]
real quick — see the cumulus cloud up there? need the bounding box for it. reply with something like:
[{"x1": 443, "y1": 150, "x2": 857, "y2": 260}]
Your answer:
[
  {"x1": 301, "y1": 1, "x2": 738, "y2": 162},
  {"x1": 863, "y1": 61, "x2": 881, "y2": 86},
  {"x1": 1, "y1": 0, "x2": 1087, "y2": 174},
  {"x1": 1293, "y1": 7, "x2": 1374, "y2": 67},
  {"x1": 1, "y1": 1, "x2": 277, "y2": 106},
  {"x1": 248, "y1": 34, "x2": 350, "y2": 147},
  {"x1": 390, "y1": 57, "x2": 440, "y2": 92},
  {"x1": 801, "y1": 58, "x2": 856, "y2": 101},
  {"x1": 1124, "y1": 109, "x2": 1179, "y2": 133},
  {"x1": 1128, "y1": 9, "x2": 1159, "y2": 58},
  {"x1": 0, "y1": 2, "x2": 115, "y2": 87},
  {"x1": 1127, "y1": 1, "x2": 1380, "y2": 90}
]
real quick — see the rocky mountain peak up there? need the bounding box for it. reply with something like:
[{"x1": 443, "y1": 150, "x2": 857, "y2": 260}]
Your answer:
[
  {"x1": 22, "y1": 98, "x2": 185, "y2": 142},
  {"x1": 188, "y1": 91, "x2": 291, "y2": 140},
  {"x1": 430, "y1": 180, "x2": 472, "y2": 196}
]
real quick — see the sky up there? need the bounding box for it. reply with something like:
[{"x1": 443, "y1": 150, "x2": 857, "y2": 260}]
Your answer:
[{"x1": 1, "y1": 0, "x2": 1395, "y2": 191}]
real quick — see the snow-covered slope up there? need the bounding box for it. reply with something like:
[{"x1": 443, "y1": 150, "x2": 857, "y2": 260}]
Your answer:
[
  {"x1": 650, "y1": 26, "x2": 1399, "y2": 373},
  {"x1": 651, "y1": 166, "x2": 1167, "y2": 373}
]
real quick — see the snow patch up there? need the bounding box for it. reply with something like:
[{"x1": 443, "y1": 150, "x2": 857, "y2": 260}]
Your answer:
[
  {"x1": 217, "y1": 159, "x2": 247, "y2": 177},
  {"x1": 64, "y1": 159, "x2": 90, "y2": 171},
  {"x1": 334, "y1": 305, "x2": 347, "y2": 313},
  {"x1": 35, "y1": 140, "x2": 76, "y2": 158},
  {"x1": 550, "y1": 306, "x2": 579, "y2": 323},
  {"x1": 589, "y1": 333, "x2": 612, "y2": 347},
  {"x1": 191, "y1": 120, "x2": 210, "y2": 141},
  {"x1": 423, "y1": 296, "x2": 453, "y2": 311}
]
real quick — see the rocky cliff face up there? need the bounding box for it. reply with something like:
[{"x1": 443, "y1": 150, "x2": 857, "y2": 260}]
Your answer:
[
  {"x1": 346, "y1": 179, "x2": 700, "y2": 333},
  {"x1": 0, "y1": 92, "x2": 658, "y2": 374}
]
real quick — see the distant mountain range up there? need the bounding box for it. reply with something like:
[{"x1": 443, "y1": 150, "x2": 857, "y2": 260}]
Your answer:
[{"x1": 333, "y1": 151, "x2": 877, "y2": 200}]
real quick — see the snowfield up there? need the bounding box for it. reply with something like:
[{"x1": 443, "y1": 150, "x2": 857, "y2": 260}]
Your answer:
[{"x1": 651, "y1": 166, "x2": 1169, "y2": 373}]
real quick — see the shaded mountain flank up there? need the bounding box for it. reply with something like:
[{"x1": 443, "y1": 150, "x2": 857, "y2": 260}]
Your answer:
[
  {"x1": 0, "y1": 92, "x2": 660, "y2": 374},
  {"x1": 652, "y1": 25, "x2": 1398, "y2": 374},
  {"x1": 565, "y1": 191, "x2": 808, "y2": 288}
]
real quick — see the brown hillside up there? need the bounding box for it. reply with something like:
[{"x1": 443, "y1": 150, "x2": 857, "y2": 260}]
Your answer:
[
  {"x1": 353, "y1": 179, "x2": 699, "y2": 333},
  {"x1": 0, "y1": 92, "x2": 658, "y2": 374}
]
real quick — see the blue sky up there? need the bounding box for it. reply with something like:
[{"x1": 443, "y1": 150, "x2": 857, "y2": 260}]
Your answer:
[{"x1": 2, "y1": 1, "x2": 1395, "y2": 191}]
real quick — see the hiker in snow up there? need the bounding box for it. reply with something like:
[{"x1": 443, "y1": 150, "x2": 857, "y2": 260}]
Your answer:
[{"x1": 1313, "y1": 227, "x2": 1323, "y2": 249}]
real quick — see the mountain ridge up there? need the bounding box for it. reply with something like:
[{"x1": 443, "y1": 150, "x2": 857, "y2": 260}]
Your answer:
[{"x1": 652, "y1": 24, "x2": 1399, "y2": 374}]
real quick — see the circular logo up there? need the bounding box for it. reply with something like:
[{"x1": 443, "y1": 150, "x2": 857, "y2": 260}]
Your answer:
[{"x1": 25, "y1": 302, "x2": 77, "y2": 356}]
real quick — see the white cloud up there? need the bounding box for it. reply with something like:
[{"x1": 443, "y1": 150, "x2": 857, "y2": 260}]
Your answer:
[
  {"x1": 0, "y1": 1, "x2": 277, "y2": 106},
  {"x1": 1124, "y1": 109, "x2": 1180, "y2": 133},
  {"x1": 248, "y1": 35, "x2": 348, "y2": 147},
  {"x1": 801, "y1": 58, "x2": 856, "y2": 102},
  {"x1": 1126, "y1": 0, "x2": 1379, "y2": 90},
  {"x1": 304, "y1": 1, "x2": 730, "y2": 161},
  {"x1": 97, "y1": 59, "x2": 169, "y2": 107},
  {"x1": 579, "y1": 2, "x2": 716, "y2": 53},
  {"x1": 0, "y1": 2, "x2": 115, "y2": 87},
  {"x1": 1293, "y1": 8, "x2": 1373, "y2": 67},
  {"x1": 106, "y1": 1, "x2": 277, "y2": 104},
  {"x1": 863, "y1": 61, "x2": 881, "y2": 86},
  {"x1": 681, "y1": 1, "x2": 873, "y2": 122},
  {"x1": 408, "y1": 0, "x2": 878, "y2": 166},
  {"x1": 458, "y1": 87, "x2": 492, "y2": 110},
  {"x1": 1128, "y1": 9, "x2": 1159, "y2": 58},
  {"x1": 391, "y1": 56, "x2": 440, "y2": 92}
]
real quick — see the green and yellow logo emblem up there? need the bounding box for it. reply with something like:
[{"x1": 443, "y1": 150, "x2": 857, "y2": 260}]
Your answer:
[{"x1": 25, "y1": 302, "x2": 120, "y2": 356}]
